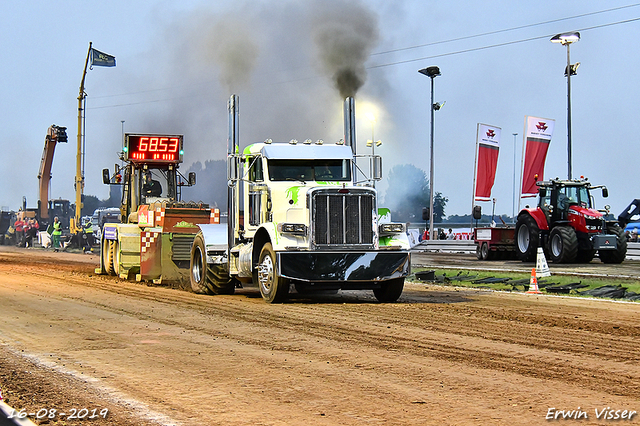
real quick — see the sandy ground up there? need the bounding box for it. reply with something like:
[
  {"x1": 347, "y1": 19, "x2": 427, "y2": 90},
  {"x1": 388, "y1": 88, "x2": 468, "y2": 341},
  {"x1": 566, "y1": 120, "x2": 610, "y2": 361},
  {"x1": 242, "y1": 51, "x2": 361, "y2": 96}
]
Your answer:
[{"x1": 0, "y1": 246, "x2": 639, "y2": 425}]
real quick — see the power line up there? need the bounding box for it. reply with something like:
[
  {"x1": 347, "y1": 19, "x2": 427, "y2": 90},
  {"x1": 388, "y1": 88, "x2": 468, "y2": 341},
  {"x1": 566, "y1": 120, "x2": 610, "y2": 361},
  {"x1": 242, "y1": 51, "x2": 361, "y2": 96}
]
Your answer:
[
  {"x1": 372, "y1": 3, "x2": 640, "y2": 56},
  {"x1": 368, "y1": 16, "x2": 640, "y2": 70},
  {"x1": 87, "y1": 11, "x2": 640, "y2": 109}
]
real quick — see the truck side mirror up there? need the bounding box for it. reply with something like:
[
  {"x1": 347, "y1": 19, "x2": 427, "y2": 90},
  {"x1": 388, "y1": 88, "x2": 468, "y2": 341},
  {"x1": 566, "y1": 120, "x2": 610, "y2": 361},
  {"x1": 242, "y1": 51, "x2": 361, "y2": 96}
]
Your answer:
[
  {"x1": 188, "y1": 172, "x2": 196, "y2": 186},
  {"x1": 372, "y1": 155, "x2": 383, "y2": 180},
  {"x1": 602, "y1": 187, "x2": 608, "y2": 198},
  {"x1": 539, "y1": 188, "x2": 547, "y2": 197},
  {"x1": 472, "y1": 205, "x2": 482, "y2": 220},
  {"x1": 102, "y1": 169, "x2": 111, "y2": 185},
  {"x1": 228, "y1": 156, "x2": 240, "y2": 181}
]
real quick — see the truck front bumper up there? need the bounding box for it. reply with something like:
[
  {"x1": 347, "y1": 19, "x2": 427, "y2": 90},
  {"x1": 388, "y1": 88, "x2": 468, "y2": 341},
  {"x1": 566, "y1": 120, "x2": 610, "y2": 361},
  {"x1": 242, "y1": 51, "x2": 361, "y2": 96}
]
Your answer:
[{"x1": 277, "y1": 251, "x2": 410, "y2": 283}]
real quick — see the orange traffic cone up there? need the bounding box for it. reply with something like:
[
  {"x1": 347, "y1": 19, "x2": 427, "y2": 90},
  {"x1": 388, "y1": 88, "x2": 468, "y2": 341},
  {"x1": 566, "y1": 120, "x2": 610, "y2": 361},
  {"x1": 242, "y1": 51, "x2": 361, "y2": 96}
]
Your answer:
[{"x1": 526, "y1": 268, "x2": 543, "y2": 294}]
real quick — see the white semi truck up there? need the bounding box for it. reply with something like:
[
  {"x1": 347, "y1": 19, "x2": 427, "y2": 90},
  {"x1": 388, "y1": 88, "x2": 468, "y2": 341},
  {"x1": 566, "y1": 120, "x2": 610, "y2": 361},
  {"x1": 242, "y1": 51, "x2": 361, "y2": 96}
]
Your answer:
[{"x1": 190, "y1": 95, "x2": 411, "y2": 303}]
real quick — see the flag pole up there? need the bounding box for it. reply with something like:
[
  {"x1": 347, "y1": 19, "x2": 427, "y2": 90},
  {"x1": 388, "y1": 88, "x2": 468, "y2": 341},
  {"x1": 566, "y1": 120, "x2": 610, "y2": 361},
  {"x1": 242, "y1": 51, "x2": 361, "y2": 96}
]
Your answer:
[
  {"x1": 73, "y1": 42, "x2": 92, "y2": 235},
  {"x1": 470, "y1": 123, "x2": 480, "y2": 230}
]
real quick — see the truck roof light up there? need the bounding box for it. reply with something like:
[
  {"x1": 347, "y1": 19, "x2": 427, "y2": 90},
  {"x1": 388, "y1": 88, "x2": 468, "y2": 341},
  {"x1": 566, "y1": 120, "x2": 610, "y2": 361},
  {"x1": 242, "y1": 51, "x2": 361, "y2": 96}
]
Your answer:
[
  {"x1": 336, "y1": 139, "x2": 344, "y2": 145},
  {"x1": 315, "y1": 139, "x2": 323, "y2": 145},
  {"x1": 264, "y1": 138, "x2": 272, "y2": 144},
  {"x1": 289, "y1": 139, "x2": 298, "y2": 145},
  {"x1": 303, "y1": 139, "x2": 312, "y2": 145}
]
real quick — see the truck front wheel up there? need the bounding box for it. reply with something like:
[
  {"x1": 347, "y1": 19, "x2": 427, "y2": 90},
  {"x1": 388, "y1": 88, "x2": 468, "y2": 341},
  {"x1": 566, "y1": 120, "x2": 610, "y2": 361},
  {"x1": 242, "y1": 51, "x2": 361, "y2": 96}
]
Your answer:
[
  {"x1": 373, "y1": 278, "x2": 405, "y2": 302},
  {"x1": 257, "y1": 243, "x2": 289, "y2": 303}
]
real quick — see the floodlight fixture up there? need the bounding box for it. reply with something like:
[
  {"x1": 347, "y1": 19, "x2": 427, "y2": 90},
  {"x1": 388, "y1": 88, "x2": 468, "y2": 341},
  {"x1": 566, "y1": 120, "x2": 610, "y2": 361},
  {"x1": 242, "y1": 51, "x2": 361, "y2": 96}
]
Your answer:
[{"x1": 550, "y1": 32, "x2": 580, "y2": 45}]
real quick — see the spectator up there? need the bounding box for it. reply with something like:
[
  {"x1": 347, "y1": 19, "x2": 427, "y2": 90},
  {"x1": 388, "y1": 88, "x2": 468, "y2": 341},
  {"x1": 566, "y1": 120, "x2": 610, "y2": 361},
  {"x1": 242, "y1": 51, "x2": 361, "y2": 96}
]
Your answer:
[
  {"x1": 23, "y1": 219, "x2": 31, "y2": 247},
  {"x1": 447, "y1": 228, "x2": 455, "y2": 240},
  {"x1": 29, "y1": 218, "x2": 39, "y2": 247},
  {"x1": 83, "y1": 221, "x2": 94, "y2": 253},
  {"x1": 52, "y1": 217, "x2": 62, "y2": 252},
  {"x1": 14, "y1": 217, "x2": 24, "y2": 247}
]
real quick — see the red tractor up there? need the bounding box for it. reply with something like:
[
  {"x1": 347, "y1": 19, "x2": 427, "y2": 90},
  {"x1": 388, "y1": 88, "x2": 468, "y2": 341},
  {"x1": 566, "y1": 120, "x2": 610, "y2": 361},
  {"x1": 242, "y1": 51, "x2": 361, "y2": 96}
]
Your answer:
[{"x1": 515, "y1": 178, "x2": 627, "y2": 263}]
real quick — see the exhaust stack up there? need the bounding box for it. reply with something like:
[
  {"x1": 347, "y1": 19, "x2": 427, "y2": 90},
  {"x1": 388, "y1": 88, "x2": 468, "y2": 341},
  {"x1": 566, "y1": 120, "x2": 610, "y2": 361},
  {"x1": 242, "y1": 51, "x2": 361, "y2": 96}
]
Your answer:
[
  {"x1": 228, "y1": 94, "x2": 240, "y2": 249},
  {"x1": 343, "y1": 97, "x2": 357, "y2": 180}
]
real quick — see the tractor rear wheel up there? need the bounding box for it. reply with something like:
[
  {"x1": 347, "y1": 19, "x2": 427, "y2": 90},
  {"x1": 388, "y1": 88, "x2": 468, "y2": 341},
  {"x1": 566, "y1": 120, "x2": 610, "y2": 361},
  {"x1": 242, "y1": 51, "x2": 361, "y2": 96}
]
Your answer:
[
  {"x1": 515, "y1": 215, "x2": 539, "y2": 262},
  {"x1": 548, "y1": 226, "x2": 578, "y2": 263},
  {"x1": 103, "y1": 239, "x2": 115, "y2": 276},
  {"x1": 113, "y1": 240, "x2": 121, "y2": 276},
  {"x1": 190, "y1": 233, "x2": 235, "y2": 295},
  {"x1": 598, "y1": 225, "x2": 627, "y2": 264}
]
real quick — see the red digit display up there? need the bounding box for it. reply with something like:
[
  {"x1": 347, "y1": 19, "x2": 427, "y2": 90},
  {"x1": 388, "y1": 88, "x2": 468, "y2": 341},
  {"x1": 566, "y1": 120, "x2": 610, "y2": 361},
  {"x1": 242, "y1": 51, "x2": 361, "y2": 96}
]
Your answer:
[{"x1": 125, "y1": 134, "x2": 183, "y2": 163}]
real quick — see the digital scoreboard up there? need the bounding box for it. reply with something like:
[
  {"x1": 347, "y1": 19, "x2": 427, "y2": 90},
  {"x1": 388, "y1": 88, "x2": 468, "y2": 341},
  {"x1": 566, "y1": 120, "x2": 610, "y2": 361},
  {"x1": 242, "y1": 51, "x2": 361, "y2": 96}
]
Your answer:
[{"x1": 124, "y1": 134, "x2": 184, "y2": 163}]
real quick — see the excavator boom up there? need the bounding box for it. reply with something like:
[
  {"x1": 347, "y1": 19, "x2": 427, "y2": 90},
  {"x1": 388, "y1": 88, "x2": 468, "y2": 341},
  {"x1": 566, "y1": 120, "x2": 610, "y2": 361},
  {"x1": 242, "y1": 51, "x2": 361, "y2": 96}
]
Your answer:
[{"x1": 37, "y1": 125, "x2": 67, "y2": 223}]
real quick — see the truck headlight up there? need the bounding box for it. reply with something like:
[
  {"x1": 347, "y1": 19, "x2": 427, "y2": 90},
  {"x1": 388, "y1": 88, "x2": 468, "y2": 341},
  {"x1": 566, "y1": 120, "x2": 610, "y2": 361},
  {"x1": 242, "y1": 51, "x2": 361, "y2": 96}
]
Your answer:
[
  {"x1": 379, "y1": 223, "x2": 405, "y2": 234},
  {"x1": 278, "y1": 223, "x2": 307, "y2": 235}
]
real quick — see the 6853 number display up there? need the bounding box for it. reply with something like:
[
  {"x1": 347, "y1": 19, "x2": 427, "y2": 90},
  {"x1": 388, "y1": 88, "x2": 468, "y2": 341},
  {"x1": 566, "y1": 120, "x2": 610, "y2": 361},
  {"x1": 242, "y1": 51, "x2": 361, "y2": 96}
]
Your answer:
[{"x1": 125, "y1": 134, "x2": 183, "y2": 164}]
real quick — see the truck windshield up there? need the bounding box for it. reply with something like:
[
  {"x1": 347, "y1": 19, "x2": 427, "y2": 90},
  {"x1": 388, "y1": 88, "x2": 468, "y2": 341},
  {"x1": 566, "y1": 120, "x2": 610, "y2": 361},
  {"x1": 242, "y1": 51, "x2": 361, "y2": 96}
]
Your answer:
[{"x1": 268, "y1": 160, "x2": 351, "y2": 182}]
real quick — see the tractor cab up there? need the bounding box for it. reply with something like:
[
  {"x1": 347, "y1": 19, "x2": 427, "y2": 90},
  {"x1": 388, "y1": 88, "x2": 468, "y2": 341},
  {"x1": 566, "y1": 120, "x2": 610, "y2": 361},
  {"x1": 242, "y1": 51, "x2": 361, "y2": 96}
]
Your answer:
[{"x1": 539, "y1": 181, "x2": 593, "y2": 222}]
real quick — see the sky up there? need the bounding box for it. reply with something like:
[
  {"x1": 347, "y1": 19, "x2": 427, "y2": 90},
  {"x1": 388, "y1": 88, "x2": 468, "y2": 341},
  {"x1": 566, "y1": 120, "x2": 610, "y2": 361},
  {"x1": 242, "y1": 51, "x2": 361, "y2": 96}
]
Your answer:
[{"x1": 2, "y1": 0, "x2": 639, "y2": 220}]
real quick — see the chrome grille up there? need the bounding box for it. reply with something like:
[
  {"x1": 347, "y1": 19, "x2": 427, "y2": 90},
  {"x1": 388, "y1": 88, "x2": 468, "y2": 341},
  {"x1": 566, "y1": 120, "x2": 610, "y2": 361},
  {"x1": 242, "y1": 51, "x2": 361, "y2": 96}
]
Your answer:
[{"x1": 312, "y1": 189, "x2": 374, "y2": 247}]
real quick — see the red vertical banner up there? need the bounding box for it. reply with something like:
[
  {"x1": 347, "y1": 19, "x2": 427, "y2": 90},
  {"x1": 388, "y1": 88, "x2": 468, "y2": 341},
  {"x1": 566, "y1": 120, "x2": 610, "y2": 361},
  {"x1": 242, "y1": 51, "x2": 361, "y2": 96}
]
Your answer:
[
  {"x1": 474, "y1": 124, "x2": 501, "y2": 201},
  {"x1": 521, "y1": 117, "x2": 555, "y2": 197}
]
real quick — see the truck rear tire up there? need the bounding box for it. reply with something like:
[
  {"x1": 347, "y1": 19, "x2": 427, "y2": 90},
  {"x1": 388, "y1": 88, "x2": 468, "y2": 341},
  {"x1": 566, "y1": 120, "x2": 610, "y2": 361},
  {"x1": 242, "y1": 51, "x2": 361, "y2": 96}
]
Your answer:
[
  {"x1": 515, "y1": 215, "x2": 539, "y2": 262},
  {"x1": 598, "y1": 225, "x2": 627, "y2": 264},
  {"x1": 190, "y1": 233, "x2": 235, "y2": 295},
  {"x1": 373, "y1": 278, "x2": 405, "y2": 302},
  {"x1": 548, "y1": 226, "x2": 578, "y2": 263},
  {"x1": 257, "y1": 243, "x2": 289, "y2": 303}
]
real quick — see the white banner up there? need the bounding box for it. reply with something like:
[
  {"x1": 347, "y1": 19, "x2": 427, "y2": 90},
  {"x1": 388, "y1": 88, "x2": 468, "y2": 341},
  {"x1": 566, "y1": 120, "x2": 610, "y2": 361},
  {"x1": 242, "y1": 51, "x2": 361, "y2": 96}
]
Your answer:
[{"x1": 525, "y1": 117, "x2": 554, "y2": 141}]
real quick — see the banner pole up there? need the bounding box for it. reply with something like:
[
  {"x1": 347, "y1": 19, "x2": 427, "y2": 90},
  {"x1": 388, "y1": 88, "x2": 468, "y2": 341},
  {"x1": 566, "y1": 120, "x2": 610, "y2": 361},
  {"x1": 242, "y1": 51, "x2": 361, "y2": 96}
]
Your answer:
[{"x1": 470, "y1": 123, "x2": 480, "y2": 230}]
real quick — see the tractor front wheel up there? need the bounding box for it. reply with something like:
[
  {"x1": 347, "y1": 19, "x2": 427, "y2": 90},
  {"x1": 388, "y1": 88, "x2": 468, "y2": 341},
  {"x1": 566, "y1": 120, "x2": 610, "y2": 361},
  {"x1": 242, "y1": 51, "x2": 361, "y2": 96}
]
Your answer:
[
  {"x1": 598, "y1": 225, "x2": 627, "y2": 264},
  {"x1": 548, "y1": 226, "x2": 578, "y2": 263}
]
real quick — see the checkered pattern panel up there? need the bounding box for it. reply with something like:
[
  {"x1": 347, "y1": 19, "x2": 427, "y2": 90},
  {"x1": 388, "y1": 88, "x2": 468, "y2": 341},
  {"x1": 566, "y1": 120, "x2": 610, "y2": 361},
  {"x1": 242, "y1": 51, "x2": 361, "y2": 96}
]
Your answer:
[{"x1": 141, "y1": 231, "x2": 159, "y2": 253}]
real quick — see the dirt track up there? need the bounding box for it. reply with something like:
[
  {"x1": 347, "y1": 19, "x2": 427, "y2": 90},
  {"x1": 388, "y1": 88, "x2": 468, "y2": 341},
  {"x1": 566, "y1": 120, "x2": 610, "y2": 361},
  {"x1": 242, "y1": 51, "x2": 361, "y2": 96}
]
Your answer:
[{"x1": 0, "y1": 246, "x2": 639, "y2": 425}]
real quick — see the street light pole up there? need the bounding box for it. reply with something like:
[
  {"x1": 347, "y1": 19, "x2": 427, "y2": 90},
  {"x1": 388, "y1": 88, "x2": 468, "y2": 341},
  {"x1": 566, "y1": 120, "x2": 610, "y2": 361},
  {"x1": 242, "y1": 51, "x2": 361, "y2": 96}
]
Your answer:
[
  {"x1": 551, "y1": 32, "x2": 580, "y2": 180},
  {"x1": 512, "y1": 132, "x2": 517, "y2": 223},
  {"x1": 566, "y1": 42, "x2": 573, "y2": 180},
  {"x1": 418, "y1": 66, "x2": 441, "y2": 240}
]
